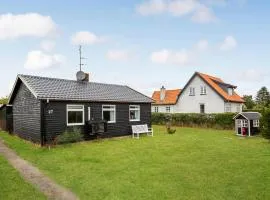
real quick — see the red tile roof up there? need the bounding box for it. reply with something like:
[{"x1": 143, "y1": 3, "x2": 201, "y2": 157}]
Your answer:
[
  {"x1": 152, "y1": 89, "x2": 181, "y2": 105},
  {"x1": 197, "y1": 72, "x2": 244, "y2": 103}
]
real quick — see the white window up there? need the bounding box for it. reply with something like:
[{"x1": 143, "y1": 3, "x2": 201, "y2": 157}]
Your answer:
[
  {"x1": 166, "y1": 106, "x2": 171, "y2": 113},
  {"x1": 253, "y1": 120, "x2": 259, "y2": 127},
  {"x1": 189, "y1": 87, "x2": 195, "y2": 96},
  {"x1": 154, "y1": 106, "x2": 159, "y2": 113},
  {"x1": 88, "y1": 107, "x2": 91, "y2": 120},
  {"x1": 236, "y1": 104, "x2": 241, "y2": 113},
  {"x1": 242, "y1": 120, "x2": 248, "y2": 127},
  {"x1": 200, "y1": 86, "x2": 206, "y2": 95},
  {"x1": 237, "y1": 119, "x2": 242, "y2": 128},
  {"x1": 102, "y1": 105, "x2": 116, "y2": 123},
  {"x1": 129, "y1": 105, "x2": 140, "y2": 121},
  {"x1": 67, "y1": 105, "x2": 85, "y2": 126},
  {"x1": 225, "y1": 103, "x2": 231, "y2": 112},
  {"x1": 228, "y1": 88, "x2": 233, "y2": 96}
]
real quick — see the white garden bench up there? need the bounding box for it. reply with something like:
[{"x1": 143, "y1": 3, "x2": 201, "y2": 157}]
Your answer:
[{"x1": 131, "y1": 124, "x2": 153, "y2": 139}]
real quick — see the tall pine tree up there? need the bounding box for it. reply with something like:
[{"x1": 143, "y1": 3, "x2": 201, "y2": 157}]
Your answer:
[
  {"x1": 243, "y1": 95, "x2": 255, "y2": 109},
  {"x1": 256, "y1": 87, "x2": 270, "y2": 108}
]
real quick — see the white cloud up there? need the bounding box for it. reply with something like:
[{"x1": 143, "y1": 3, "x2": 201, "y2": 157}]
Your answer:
[
  {"x1": 220, "y1": 35, "x2": 237, "y2": 51},
  {"x1": 107, "y1": 50, "x2": 130, "y2": 61},
  {"x1": 168, "y1": 0, "x2": 198, "y2": 16},
  {"x1": 238, "y1": 69, "x2": 267, "y2": 82},
  {"x1": 136, "y1": 0, "x2": 217, "y2": 23},
  {"x1": 191, "y1": 5, "x2": 216, "y2": 23},
  {"x1": 24, "y1": 50, "x2": 65, "y2": 70},
  {"x1": 151, "y1": 49, "x2": 190, "y2": 65},
  {"x1": 136, "y1": 0, "x2": 167, "y2": 15},
  {"x1": 0, "y1": 13, "x2": 58, "y2": 40},
  {"x1": 71, "y1": 31, "x2": 105, "y2": 45},
  {"x1": 196, "y1": 39, "x2": 209, "y2": 51},
  {"x1": 40, "y1": 40, "x2": 55, "y2": 52},
  {"x1": 204, "y1": 0, "x2": 227, "y2": 6}
]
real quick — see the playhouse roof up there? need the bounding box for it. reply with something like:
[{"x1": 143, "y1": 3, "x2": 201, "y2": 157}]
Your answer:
[{"x1": 234, "y1": 112, "x2": 261, "y2": 120}]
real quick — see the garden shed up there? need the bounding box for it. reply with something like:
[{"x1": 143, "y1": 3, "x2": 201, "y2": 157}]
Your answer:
[
  {"x1": 0, "y1": 104, "x2": 13, "y2": 133},
  {"x1": 233, "y1": 112, "x2": 261, "y2": 136}
]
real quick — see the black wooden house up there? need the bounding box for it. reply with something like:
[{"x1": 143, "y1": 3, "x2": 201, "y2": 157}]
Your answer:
[{"x1": 8, "y1": 74, "x2": 153, "y2": 145}]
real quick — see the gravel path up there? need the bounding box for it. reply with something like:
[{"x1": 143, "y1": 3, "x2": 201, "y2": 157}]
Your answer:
[{"x1": 0, "y1": 139, "x2": 79, "y2": 200}]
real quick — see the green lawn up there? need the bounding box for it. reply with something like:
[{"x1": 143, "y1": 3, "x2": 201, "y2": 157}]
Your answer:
[
  {"x1": 0, "y1": 155, "x2": 46, "y2": 200},
  {"x1": 0, "y1": 126, "x2": 270, "y2": 200}
]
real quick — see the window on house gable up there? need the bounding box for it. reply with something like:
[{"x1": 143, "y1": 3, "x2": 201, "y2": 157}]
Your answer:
[
  {"x1": 189, "y1": 87, "x2": 195, "y2": 96},
  {"x1": 200, "y1": 86, "x2": 206, "y2": 95},
  {"x1": 129, "y1": 105, "x2": 140, "y2": 121},
  {"x1": 166, "y1": 106, "x2": 171, "y2": 113},
  {"x1": 67, "y1": 105, "x2": 85, "y2": 126},
  {"x1": 225, "y1": 103, "x2": 232, "y2": 112},
  {"x1": 102, "y1": 105, "x2": 116, "y2": 123}
]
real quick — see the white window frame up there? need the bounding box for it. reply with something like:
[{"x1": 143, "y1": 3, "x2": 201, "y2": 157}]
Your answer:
[
  {"x1": 225, "y1": 103, "x2": 232, "y2": 113},
  {"x1": 200, "y1": 86, "x2": 206, "y2": 95},
  {"x1": 242, "y1": 120, "x2": 248, "y2": 127},
  {"x1": 88, "y1": 107, "x2": 91, "y2": 121},
  {"x1": 129, "y1": 105, "x2": 140, "y2": 122},
  {"x1": 253, "y1": 120, "x2": 259, "y2": 127},
  {"x1": 166, "y1": 106, "x2": 171, "y2": 113},
  {"x1": 189, "y1": 87, "x2": 195, "y2": 96},
  {"x1": 154, "y1": 106, "x2": 159, "y2": 113},
  {"x1": 66, "y1": 105, "x2": 85, "y2": 126},
  {"x1": 228, "y1": 88, "x2": 233, "y2": 96},
  {"x1": 102, "y1": 105, "x2": 116, "y2": 123},
  {"x1": 237, "y1": 119, "x2": 242, "y2": 128}
]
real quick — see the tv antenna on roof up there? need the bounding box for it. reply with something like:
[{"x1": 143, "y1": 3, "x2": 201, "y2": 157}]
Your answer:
[
  {"x1": 76, "y1": 45, "x2": 87, "y2": 81},
  {"x1": 79, "y1": 45, "x2": 87, "y2": 71}
]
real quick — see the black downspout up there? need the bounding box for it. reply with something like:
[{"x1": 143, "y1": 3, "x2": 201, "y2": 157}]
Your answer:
[{"x1": 40, "y1": 100, "x2": 46, "y2": 146}]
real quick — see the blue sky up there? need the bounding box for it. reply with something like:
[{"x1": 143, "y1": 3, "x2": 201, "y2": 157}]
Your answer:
[{"x1": 0, "y1": 0, "x2": 269, "y2": 98}]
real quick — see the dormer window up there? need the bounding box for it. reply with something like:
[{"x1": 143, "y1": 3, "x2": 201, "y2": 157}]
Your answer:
[
  {"x1": 200, "y1": 86, "x2": 206, "y2": 95},
  {"x1": 228, "y1": 88, "x2": 233, "y2": 96}
]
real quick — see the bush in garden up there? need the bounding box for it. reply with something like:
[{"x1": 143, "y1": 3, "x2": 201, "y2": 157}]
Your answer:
[
  {"x1": 261, "y1": 108, "x2": 270, "y2": 140},
  {"x1": 56, "y1": 127, "x2": 84, "y2": 144}
]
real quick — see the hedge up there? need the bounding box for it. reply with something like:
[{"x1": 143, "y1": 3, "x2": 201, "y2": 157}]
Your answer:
[
  {"x1": 261, "y1": 109, "x2": 270, "y2": 140},
  {"x1": 151, "y1": 113, "x2": 236, "y2": 130}
]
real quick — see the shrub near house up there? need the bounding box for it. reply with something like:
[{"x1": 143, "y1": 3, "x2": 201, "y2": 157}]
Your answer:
[{"x1": 152, "y1": 113, "x2": 236, "y2": 130}]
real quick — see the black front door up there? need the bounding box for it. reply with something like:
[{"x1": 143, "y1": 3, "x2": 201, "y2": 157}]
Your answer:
[{"x1": 200, "y1": 104, "x2": 205, "y2": 114}]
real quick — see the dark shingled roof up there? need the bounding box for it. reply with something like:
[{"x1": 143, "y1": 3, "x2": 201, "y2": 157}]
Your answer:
[
  {"x1": 234, "y1": 112, "x2": 261, "y2": 120},
  {"x1": 9, "y1": 74, "x2": 153, "y2": 103}
]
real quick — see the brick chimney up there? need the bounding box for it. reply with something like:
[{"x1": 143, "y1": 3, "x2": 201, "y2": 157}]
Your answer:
[
  {"x1": 84, "y1": 73, "x2": 89, "y2": 82},
  {"x1": 160, "y1": 86, "x2": 166, "y2": 101}
]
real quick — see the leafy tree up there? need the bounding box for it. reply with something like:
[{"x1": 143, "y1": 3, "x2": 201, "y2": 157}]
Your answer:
[
  {"x1": 243, "y1": 95, "x2": 255, "y2": 109},
  {"x1": 0, "y1": 96, "x2": 8, "y2": 104},
  {"x1": 256, "y1": 87, "x2": 270, "y2": 108},
  {"x1": 261, "y1": 108, "x2": 270, "y2": 140}
]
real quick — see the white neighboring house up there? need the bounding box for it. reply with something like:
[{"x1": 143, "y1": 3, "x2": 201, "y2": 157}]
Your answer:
[
  {"x1": 151, "y1": 86, "x2": 181, "y2": 113},
  {"x1": 152, "y1": 72, "x2": 244, "y2": 114}
]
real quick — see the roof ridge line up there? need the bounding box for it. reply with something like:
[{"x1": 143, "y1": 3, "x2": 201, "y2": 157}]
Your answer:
[{"x1": 18, "y1": 74, "x2": 127, "y2": 87}]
